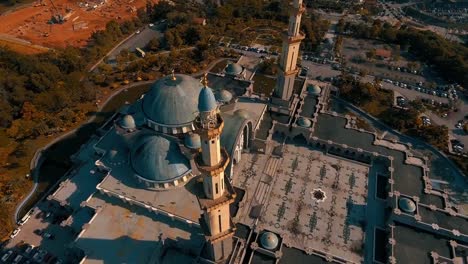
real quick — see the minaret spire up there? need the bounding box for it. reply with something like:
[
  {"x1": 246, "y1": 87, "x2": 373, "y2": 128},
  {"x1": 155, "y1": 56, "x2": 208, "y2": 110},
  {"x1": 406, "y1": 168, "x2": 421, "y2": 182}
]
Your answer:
[
  {"x1": 195, "y1": 78, "x2": 236, "y2": 262},
  {"x1": 273, "y1": 0, "x2": 305, "y2": 103}
]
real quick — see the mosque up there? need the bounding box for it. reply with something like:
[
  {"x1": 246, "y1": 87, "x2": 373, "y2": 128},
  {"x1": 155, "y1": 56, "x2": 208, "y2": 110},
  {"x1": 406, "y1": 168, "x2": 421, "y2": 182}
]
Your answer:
[
  {"x1": 36, "y1": 0, "x2": 468, "y2": 262},
  {"x1": 68, "y1": 1, "x2": 307, "y2": 262}
]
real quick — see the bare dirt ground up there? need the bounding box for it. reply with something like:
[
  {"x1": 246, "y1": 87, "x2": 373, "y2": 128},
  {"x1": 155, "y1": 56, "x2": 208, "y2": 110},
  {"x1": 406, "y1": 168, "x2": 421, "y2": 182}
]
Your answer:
[{"x1": 0, "y1": 0, "x2": 151, "y2": 48}]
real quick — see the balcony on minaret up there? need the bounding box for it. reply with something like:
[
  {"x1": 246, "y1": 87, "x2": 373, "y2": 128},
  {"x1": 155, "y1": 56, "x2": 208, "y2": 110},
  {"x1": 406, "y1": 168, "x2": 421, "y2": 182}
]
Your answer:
[
  {"x1": 195, "y1": 148, "x2": 230, "y2": 177},
  {"x1": 282, "y1": 30, "x2": 306, "y2": 43},
  {"x1": 197, "y1": 176, "x2": 237, "y2": 212},
  {"x1": 194, "y1": 114, "x2": 224, "y2": 140}
]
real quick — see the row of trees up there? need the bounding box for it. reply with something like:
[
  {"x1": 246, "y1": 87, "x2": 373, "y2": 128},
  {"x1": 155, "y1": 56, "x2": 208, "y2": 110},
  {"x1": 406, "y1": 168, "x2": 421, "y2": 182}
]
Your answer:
[{"x1": 0, "y1": 17, "x2": 145, "y2": 136}]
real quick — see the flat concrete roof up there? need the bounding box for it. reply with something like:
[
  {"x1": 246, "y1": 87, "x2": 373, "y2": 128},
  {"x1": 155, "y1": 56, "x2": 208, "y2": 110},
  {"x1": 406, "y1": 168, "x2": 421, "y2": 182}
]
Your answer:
[
  {"x1": 393, "y1": 224, "x2": 451, "y2": 264},
  {"x1": 76, "y1": 193, "x2": 204, "y2": 264},
  {"x1": 52, "y1": 161, "x2": 103, "y2": 210},
  {"x1": 98, "y1": 166, "x2": 202, "y2": 222}
]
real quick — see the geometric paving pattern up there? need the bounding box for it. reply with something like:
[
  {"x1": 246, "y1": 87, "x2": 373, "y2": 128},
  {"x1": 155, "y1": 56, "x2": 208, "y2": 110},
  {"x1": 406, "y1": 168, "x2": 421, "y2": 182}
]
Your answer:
[{"x1": 259, "y1": 145, "x2": 369, "y2": 263}]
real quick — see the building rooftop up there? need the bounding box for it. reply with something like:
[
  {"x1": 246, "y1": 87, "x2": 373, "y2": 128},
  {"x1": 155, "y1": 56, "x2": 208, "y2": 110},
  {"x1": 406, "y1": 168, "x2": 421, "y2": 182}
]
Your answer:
[{"x1": 75, "y1": 193, "x2": 204, "y2": 263}]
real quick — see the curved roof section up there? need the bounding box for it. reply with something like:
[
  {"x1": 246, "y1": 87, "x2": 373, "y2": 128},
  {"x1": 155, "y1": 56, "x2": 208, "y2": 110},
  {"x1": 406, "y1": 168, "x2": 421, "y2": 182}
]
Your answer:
[
  {"x1": 225, "y1": 62, "x2": 243, "y2": 75},
  {"x1": 234, "y1": 109, "x2": 250, "y2": 119},
  {"x1": 260, "y1": 232, "x2": 279, "y2": 250},
  {"x1": 221, "y1": 113, "x2": 249, "y2": 155},
  {"x1": 142, "y1": 74, "x2": 203, "y2": 126},
  {"x1": 216, "y1": 90, "x2": 233, "y2": 103},
  {"x1": 307, "y1": 84, "x2": 321, "y2": 95},
  {"x1": 130, "y1": 134, "x2": 191, "y2": 183},
  {"x1": 399, "y1": 197, "x2": 416, "y2": 213},
  {"x1": 184, "y1": 133, "x2": 201, "y2": 149},
  {"x1": 297, "y1": 117, "x2": 312, "y2": 128},
  {"x1": 198, "y1": 87, "x2": 217, "y2": 112},
  {"x1": 120, "y1": 115, "x2": 136, "y2": 129}
]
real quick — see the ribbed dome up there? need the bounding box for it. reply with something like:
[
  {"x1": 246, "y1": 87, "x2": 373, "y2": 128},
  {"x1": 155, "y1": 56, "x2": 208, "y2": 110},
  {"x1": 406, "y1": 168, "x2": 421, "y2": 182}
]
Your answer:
[
  {"x1": 184, "y1": 133, "x2": 201, "y2": 149},
  {"x1": 260, "y1": 232, "x2": 279, "y2": 250},
  {"x1": 120, "y1": 115, "x2": 136, "y2": 129},
  {"x1": 142, "y1": 74, "x2": 203, "y2": 126},
  {"x1": 130, "y1": 134, "x2": 191, "y2": 183},
  {"x1": 225, "y1": 62, "x2": 243, "y2": 75},
  {"x1": 216, "y1": 89, "x2": 233, "y2": 103},
  {"x1": 297, "y1": 117, "x2": 312, "y2": 128},
  {"x1": 198, "y1": 87, "x2": 217, "y2": 112},
  {"x1": 399, "y1": 197, "x2": 416, "y2": 213},
  {"x1": 307, "y1": 84, "x2": 321, "y2": 95}
]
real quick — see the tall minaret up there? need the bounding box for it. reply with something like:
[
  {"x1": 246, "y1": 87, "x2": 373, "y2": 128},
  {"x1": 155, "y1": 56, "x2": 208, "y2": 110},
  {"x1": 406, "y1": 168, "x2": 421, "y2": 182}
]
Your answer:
[
  {"x1": 273, "y1": 0, "x2": 305, "y2": 101},
  {"x1": 195, "y1": 74, "x2": 236, "y2": 262}
]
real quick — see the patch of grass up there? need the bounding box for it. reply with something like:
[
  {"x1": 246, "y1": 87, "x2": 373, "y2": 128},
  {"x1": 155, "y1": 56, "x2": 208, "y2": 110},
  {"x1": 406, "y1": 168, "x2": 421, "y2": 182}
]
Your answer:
[
  {"x1": 252, "y1": 74, "x2": 276, "y2": 95},
  {"x1": 210, "y1": 59, "x2": 228, "y2": 73},
  {"x1": 0, "y1": 39, "x2": 49, "y2": 55}
]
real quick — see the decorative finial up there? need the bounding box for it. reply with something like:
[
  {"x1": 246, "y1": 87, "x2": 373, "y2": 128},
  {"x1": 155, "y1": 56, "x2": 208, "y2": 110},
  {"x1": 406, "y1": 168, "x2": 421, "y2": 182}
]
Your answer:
[
  {"x1": 171, "y1": 69, "x2": 176, "y2": 80},
  {"x1": 202, "y1": 72, "x2": 208, "y2": 88}
]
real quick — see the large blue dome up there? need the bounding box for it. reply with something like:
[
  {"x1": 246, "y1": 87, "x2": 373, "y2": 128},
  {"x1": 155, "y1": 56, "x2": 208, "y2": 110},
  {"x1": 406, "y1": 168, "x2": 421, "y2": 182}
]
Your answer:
[
  {"x1": 198, "y1": 87, "x2": 217, "y2": 112},
  {"x1": 130, "y1": 134, "x2": 191, "y2": 183},
  {"x1": 142, "y1": 74, "x2": 203, "y2": 126}
]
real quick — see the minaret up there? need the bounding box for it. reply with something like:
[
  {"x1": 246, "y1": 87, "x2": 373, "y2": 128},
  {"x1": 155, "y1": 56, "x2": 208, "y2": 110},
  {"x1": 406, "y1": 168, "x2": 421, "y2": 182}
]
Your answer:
[
  {"x1": 273, "y1": 0, "x2": 305, "y2": 102},
  {"x1": 195, "y1": 74, "x2": 236, "y2": 262}
]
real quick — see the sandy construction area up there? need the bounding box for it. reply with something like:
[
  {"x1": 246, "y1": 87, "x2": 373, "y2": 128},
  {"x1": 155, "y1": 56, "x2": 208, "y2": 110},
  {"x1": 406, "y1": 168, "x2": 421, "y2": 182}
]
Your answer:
[{"x1": 0, "y1": 0, "x2": 151, "y2": 48}]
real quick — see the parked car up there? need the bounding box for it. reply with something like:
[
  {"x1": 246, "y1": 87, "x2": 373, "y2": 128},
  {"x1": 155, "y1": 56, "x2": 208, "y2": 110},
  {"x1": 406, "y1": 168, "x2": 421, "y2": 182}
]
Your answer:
[{"x1": 1, "y1": 250, "x2": 13, "y2": 262}]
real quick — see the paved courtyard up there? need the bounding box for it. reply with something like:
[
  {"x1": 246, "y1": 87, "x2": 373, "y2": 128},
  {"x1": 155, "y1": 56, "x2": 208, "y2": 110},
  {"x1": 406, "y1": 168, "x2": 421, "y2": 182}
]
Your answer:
[{"x1": 235, "y1": 144, "x2": 369, "y2": 263}]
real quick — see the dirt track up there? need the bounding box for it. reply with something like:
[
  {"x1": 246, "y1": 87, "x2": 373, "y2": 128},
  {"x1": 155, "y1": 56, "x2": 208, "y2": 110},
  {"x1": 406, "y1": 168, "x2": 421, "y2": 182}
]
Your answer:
[{"x1": 0, "y1": 0, "x2": 151, "y2": 48}]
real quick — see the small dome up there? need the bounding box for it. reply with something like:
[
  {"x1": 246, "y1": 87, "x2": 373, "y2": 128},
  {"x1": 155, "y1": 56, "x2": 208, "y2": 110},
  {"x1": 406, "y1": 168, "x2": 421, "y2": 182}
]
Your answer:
[
  {"x1": 307, "y1": 84, "x2": 321, "y2": 95},
  {"x1": 130, "y1": 134, "x2": 191, "y2": 183},
  {"x1": 120, "y1": 115, "x2": 136, "y2": 129},
  {"x1": 198, "y1": 87, "x2": 217, "y2": 112},
  {"x1": 297, "y1": 117, "x2": 312, "y2": 128},
  {"x1": 225, "y1": 62, "x2": 243, "y2": 76},
  {"x1": 142, "y1": 74, "x2": 203, "y2": 126},
  {"x1": 399, "y1": 197, "x2": 416, "y2": 213},
  {"x1": 184, "y1": 133, "x2": 201, "y2": 149},
  {"x1": 234, "y1": 109, "x2": 250, "y2": 119},
  {"x1": 260, "y1": 232, "x2": 279, "y2": 250},
  {"x1": 216, "y1": 90, "x2": 233, "y2": 103}
]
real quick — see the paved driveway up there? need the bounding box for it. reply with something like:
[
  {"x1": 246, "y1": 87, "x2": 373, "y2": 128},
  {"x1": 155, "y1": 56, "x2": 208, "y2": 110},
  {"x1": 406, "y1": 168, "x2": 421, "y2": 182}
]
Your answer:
[{"x1": 108, "y1": 25, "x2": 163, "y2": 60}]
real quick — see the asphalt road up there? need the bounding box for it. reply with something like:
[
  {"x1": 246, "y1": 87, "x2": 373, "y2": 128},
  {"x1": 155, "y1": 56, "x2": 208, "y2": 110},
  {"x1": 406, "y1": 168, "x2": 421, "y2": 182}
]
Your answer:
[{"x1": 108, "y1": 25, "x2": 163, "y2": 60}]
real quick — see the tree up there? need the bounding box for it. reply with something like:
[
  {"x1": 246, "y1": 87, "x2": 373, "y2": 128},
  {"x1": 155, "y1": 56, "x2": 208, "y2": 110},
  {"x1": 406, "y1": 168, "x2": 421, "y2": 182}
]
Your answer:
[
  {"x1": 150, "y1": 1, "x2": 173, "y2": 21},
  {"x1": 464, "y1": 123, "x2": 468, "y2": 134},
  {"x1": 146, "y1": 37, "x2": 160, "y2": 51}
]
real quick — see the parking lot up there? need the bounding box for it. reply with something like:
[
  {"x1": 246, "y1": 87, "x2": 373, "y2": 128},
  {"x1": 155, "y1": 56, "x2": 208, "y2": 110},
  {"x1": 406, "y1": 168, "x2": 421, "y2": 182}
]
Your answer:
[{"x1": 2, "y1": 200, "x2": 76, "y2": 263}]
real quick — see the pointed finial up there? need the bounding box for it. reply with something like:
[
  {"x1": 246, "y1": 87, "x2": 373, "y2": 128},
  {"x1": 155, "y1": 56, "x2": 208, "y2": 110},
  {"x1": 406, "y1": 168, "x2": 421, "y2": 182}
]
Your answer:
[
  {"x1": 202, "y1": 72, "x2": 209, "y2": 88},
  {"x1": 171, "y1": 69, "x2": 176, "y2": 80}
]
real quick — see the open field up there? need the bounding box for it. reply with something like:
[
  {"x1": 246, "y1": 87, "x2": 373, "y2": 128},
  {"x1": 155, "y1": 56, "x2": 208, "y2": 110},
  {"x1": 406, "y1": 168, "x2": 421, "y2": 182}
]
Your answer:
[{"x1": 0, "y1": 0, "x2": 151, "y2": 48}]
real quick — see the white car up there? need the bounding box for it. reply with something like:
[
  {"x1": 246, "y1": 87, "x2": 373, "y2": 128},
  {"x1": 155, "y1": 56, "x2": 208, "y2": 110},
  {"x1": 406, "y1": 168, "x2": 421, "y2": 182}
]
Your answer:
[
  {"x1": 149, "y1": 23, "x2": 154, "y2": 27},
  {"x1": 136, "y1": 30, "x2": 141, "y2": 34},
  {"x1": 10, "y1": 228, "x2": 20, "y2": 238}
]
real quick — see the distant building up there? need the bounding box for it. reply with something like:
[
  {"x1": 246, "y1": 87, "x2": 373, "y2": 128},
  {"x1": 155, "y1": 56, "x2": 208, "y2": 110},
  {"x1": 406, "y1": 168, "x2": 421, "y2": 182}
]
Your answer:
[
  {"x1": 193, "y1": 17, "x2": 207, "y2": 26},
  {"x1": 375, "y1": 48, "x2": 392, "y2": 60}
]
